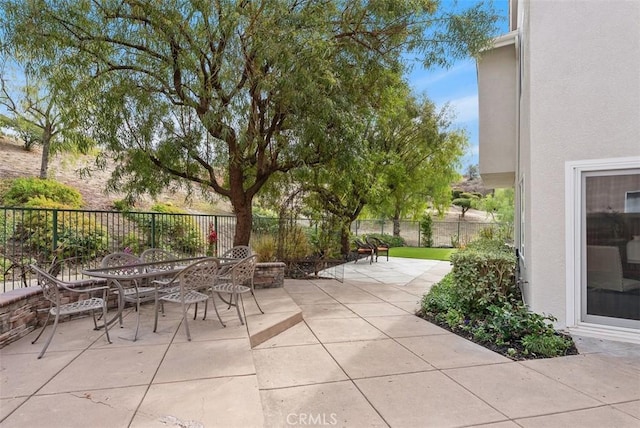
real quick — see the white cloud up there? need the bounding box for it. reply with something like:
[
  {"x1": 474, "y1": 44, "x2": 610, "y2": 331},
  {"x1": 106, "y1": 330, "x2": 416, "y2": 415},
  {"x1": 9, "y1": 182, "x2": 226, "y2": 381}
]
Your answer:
[
  {"x1": 438, "y1": 94, "x2": 478, "y2": 124},
  {"x1": 409, "y1": 60, "x2": 476, "y2": 93}
]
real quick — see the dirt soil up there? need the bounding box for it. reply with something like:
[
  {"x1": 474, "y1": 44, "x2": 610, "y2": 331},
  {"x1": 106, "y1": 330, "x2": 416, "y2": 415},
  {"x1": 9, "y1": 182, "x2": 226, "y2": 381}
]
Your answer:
[{"x1": 0, "y1": 137, "x2": 231, "y2": 213}]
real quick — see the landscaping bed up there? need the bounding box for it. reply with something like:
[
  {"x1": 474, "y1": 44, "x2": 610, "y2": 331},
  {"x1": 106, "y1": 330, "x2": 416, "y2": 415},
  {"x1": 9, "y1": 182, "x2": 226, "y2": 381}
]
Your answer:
[{"x1": 418, "y1": 237, "x2": 578, "y2": 360}]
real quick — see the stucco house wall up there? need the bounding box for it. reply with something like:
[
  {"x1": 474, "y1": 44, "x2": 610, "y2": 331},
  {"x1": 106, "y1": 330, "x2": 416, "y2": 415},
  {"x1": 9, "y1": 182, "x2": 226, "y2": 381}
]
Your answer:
[
  {"x1": 480, "y1": 0, "x2": 640, "y2": 337},
  {"x1": 523, "y1": 0, "x2": 640, "y2": 327}
]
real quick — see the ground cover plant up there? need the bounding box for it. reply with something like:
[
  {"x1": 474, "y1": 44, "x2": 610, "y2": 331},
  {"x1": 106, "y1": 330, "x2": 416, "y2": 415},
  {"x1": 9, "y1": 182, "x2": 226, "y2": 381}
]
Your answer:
[{"x1": 418, "y1": 237, "x2": 577, "y2": 359}]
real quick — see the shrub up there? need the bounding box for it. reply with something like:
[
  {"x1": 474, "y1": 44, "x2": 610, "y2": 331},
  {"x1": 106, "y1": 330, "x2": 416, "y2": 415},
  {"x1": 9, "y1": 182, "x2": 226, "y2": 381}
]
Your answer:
[
  {"x1": 1, "y1": 177, "x2": 83, "y2": 208},
  {"x1": 278, "y1": 224, "x2": 311, "y2": 260},
  {"x1": 12, "y1": 209, "x2": 108, "y2": 259},
  {"x1": 366, "y1": 233, "x2": 405, "y2": 248},
  {"x1": 420, "y1": 214, "x2": 434, "y2": 247},
  {"x1": 252, "y1": 234, "x2": 277, "y2": 262},
  {"x1": 125, "y1": 204, "x2": 203, "y2": 255},
  {"x1": 449, "y1": 244, "x2": 517, "y2": 316},
  {"x1": 420, "y1": 236, "x2": 575, "y2": 360}
]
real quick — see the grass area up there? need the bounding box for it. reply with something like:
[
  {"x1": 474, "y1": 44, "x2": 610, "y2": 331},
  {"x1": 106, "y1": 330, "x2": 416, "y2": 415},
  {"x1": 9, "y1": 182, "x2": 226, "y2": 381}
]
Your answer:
[{"x1": 389, "y1": 246, "x2": 456, "y2": 261}]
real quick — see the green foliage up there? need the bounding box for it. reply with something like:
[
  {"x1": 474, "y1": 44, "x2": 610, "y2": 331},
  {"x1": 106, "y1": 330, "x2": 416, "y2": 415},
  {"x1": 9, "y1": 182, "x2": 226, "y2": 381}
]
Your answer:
[
  {"x1": 421, "y1": 272, "x2": 456, "y2": 314},
  {"x1": 11, "y1": 209, "x2": 108, "y2": 259},
  {"x1": 252, "y1": 215, "x2": 279, "y2": 236},
  {"x1": 252, "y1": 234, "x2": 277, "y2": 262},
  {"x1": 0, "y1": 114, "x2": 41, "y2": 150},
  {"x1": 521, "y1": 333, "x2": 573, "y2": 358},
  {"x1": 450, "y1": 243, "x2": 517, "y2": 316},
  {"x1": 366, "y1": 233, "x2": 404, "y2": 248},
  {"x1": 279, "y1": 225, "x2": 312, "y2": 260},
  {"x1": 421, "y1": 236, "x2": 574, "y2": 360},
  {"x1": 125, "y1": 205, "x2": 203, "y2": 255},
  {"x1": 420, "y1": 214, "x2": 434, "y2": 247},
  {"x1": 1, "y1": 177, "x2": 83, "y2": 208},
  {"x1": 1, "y1": 0, "x2": 499, "y2": 246},
  {"x1": 112, "y1": 199, "x2": 133, "y2": 212}
]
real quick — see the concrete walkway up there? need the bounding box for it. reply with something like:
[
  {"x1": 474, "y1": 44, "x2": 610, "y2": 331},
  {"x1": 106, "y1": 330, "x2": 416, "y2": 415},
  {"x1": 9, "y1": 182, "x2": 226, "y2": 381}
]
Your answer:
[{"x1": 1, "y1": 257, "x2": 639, "y2": 427}]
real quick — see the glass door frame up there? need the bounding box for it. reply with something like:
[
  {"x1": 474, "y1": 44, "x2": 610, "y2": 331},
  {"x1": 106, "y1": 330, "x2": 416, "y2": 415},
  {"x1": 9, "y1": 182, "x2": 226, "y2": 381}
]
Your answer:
[{"x1": 565, "y1": 157, "x2": 640, "y2": 337}]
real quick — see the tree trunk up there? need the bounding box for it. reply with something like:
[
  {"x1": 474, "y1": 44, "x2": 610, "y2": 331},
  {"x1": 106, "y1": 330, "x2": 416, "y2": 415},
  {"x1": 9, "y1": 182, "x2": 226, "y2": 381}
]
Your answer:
[
  {"x1": 340, "y1": 222, "x2": 351, "y2": 256},
  {"x1": 232, "y1": 198, "x2": 253, "y2": 246},
  {"x1": 39, "y1": 126, "x2": 53, "y2": 179}
]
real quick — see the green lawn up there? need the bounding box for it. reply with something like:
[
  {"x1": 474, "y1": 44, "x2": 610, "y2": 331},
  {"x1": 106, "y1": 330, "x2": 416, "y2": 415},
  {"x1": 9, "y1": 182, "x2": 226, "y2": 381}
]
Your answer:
[{"x1": 389, "y1": 246, "x2": 456, "y2": 261}]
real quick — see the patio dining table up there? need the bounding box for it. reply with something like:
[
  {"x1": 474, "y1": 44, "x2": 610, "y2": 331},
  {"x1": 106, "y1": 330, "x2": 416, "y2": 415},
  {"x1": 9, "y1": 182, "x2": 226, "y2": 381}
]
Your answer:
[{"x1": 81, "y1": 256, "x2": 207, "y2": 340}]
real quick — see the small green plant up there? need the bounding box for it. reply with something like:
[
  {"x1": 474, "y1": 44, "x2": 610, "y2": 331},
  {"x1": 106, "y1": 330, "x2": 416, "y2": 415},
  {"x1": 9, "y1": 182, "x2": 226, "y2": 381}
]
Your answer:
[
  {"x1": 521, "y1": 334, "x2": 573, "y2": 358},
  {"x1": 420, "y1": 214, "x2": 434, "y2": 247}
]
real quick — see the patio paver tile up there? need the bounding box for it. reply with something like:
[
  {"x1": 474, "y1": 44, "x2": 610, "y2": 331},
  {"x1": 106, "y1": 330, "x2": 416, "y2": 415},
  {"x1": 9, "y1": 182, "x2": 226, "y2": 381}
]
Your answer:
[
  {"x1": 154, "y1": 338, "x2": 254, "y2": 383},
  {"x1": 397, "y1": 333, "x2": 510, "y2": 369},
  {"x1": 298, "y1": 303, "x2": 358, "y2": 319},
  {"x1": 252, "y1": 343, "x2": 348, "y2": 389},
  {"x1": 613, "y1": 400, "x2": 640, "y2": 419},
  {"x1": 2, "y1": 385, "x2": 147, "y2": 428},
  {"x1": 39, "y1": 344, "x2": 169, "y2": 394},
  {"x1": 364, "y1": 314, "x2": 450, "y2": 338},
  {"x1": 254, "y1": 322, "x2": 319, "y2": 349},
  {"x1": 261, "y1": 381, "x2": 387, "y2": 427},
  {"x1": 304, "y1": 317, "x2": 387, "y2": 343},
  {"x1": 325, "y1": 338, "x2": 434, "y2": 378},
  {"x1": 345, "y1": 302, "x2": 413, "y2": 317},
  {"x1": 515, "y1": 405, "x2": 640, "y2": 428},
  {"x1": 520, "y1": 353, "x2": 640, "y2": 404},
  {"x1": 445, "y1": 362, "x2": 602, "y2": 419},
  {"x1": 355, "y1": 371, "x2": 506, "y2": 428},
  {"x1": 132, "y1": 376, "x2": 263, "y2": 428}
]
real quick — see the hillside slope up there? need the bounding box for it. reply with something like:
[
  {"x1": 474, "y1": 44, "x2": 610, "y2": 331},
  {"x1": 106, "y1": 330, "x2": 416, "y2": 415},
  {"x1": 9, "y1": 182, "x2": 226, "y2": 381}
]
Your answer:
[{"x1": 0, "y1": 137, "x2": 232, "y2": 213}]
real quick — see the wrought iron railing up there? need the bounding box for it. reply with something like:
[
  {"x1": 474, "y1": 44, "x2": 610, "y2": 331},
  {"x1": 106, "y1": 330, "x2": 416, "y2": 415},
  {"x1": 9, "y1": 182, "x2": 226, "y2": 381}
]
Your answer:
[{"x1": 1, "y1": 206, "x2": 502, "y2": 292}]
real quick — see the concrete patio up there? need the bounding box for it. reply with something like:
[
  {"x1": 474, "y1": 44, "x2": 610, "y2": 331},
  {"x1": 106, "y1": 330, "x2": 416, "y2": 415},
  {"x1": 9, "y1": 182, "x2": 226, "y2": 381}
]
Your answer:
[{"x1": 1, "y1": 257, "x2": 639, "y2": 427}]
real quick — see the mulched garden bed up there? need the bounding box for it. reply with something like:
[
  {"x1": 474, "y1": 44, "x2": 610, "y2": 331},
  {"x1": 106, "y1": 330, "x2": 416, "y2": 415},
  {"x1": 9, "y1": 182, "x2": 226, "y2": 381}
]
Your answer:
[{"x1": 418, "y1": 310, "x2": 579, "y2": 361}]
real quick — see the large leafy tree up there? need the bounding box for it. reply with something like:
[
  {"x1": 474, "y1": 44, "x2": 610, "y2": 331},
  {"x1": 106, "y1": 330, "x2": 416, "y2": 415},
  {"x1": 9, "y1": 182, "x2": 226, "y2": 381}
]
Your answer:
[
  {"x1": 367, "y1": 90, "x2": 467, "y2": 235},
  {"x1": 2, "y1": 0, "x2": 497, "y2": 245},
  {"x1": 0, "y1": 62, "x2": 93, "y2": 179}
]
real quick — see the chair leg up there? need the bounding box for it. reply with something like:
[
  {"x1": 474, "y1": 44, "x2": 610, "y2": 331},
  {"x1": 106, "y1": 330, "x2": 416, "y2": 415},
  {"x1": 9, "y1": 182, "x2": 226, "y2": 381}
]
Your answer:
[
  {"x1": 182, "y1": 303, "x2": 192, "y2": 341},
  {"x1": 32, "y1": 309, "x2": 52, "y2": 344},
  {"x1": 102, "y1": 302, "x2": 112, "y2": 344},
  {"x1": 251, "y1": 290, "x2": 264, "y2": 314},
  {"x1": 38, "y1": 311, "x2": 60, "y2": 359},
  {"x1": 153, "y1": 295, "x2": 160, "y2": 333},
  {"x1": 234, "y1": 293, "x2": 244, "y2": 325},
  {"x1": 202, "y1": 299, "x2": 209, "y2": 320},
  {"x1": 210, "y1": 295, "x2": 225, "y2": 328}
]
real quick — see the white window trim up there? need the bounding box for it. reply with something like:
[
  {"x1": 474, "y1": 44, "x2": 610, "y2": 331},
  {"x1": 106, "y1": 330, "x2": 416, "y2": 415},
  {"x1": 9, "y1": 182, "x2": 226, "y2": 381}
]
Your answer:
[{"x1": 565, "y1": 156, "x2": 640, "y2": 343}]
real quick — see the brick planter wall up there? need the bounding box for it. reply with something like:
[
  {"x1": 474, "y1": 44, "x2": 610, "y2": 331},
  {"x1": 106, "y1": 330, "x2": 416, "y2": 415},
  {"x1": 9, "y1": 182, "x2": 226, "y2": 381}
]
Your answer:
[{"x1": 0, "y1": 262, "x2": 285, "y2": 349}]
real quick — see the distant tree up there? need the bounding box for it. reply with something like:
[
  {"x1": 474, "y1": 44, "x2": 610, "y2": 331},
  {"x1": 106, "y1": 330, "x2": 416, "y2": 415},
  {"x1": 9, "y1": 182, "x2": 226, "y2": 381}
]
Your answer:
[
  {"x1": 452, "y1": 191, "x2": 481, "y2": 218},
  {"x1": 466, "y1": 164, "x2": 480, "y2": 180},
  {"x1": 0, "y1": 63, "x2": 93, "y2": 179},
  {"x1": 367, "y1": 89, "x2": 467, "y2": 236}
]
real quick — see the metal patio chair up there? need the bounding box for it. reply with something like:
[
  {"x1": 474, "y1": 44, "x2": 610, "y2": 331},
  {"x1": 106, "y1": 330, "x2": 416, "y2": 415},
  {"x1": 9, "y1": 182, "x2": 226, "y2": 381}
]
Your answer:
[
  {"x1": 30, "y1": 264, "x2": 111, "y2": 359},
  {"x1": 153, "y1": 257, "x2": 224, "y2": 340},
  {"x1": 210, "y1": 255, "x2": 261, "y2": 325}
]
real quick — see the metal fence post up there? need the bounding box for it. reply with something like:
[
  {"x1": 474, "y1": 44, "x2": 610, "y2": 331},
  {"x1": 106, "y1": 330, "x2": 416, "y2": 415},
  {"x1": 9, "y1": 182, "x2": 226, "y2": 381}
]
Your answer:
[
  {"x1": 151, "y1": 213, "x2": 156, "y2": 248},
  {"x1": 52, "y1": 209, "x2": 58, "y2": 253}
]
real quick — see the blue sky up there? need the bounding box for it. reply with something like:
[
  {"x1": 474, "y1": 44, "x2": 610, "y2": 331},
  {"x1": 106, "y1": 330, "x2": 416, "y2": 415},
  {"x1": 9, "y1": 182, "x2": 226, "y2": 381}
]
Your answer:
[{"x1": 405, "y1": 0, "x2": 510, "y2": 170}]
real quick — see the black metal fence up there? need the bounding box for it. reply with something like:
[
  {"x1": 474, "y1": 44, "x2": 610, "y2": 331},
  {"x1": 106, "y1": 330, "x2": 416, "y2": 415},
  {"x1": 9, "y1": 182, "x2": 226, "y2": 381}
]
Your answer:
[
  {"x1": 1, "y1": 207, "x2": 237, "y2": 292},
  {"x1": 1, "y1": 206, "x2": 501, "y2": 292}
]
